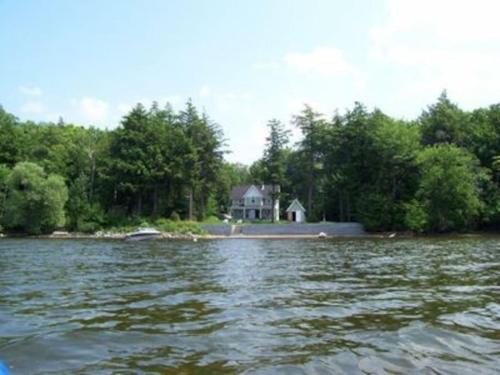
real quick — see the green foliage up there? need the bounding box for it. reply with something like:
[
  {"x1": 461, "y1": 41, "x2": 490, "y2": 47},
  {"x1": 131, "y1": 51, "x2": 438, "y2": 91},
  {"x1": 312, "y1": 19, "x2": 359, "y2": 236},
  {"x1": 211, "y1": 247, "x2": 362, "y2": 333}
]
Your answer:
[
  {"x1": 263, "y1": 119, "x2": 290, "y2": 222},
  {"x1": 2, "y1": 162, "x2": 68, "y2": 234},
  {"x1": 403, "y1": 200, "x2": 428, "y2": 233},
  {"x1": 252, "y1": 93, "x2": 498, "y2": 233},
  {"x1": 414, "y1": 145, "x2": 484, "y2": 232},
  {"x1": 169, "y1": 211, "x2": 181, "y2": 221},
  {"x1": 66, "y1": 174, "x2": 105, "y2": 232},
  {"x1": 356, "y1": 192, "x2": 406, "y2": 232},
  {"x1": 0, "y1": 164, "x2": 9, "y2": 231},
  {"x1": 0, "y1": 91, "x2": 499, "y2": 234},
  {"x1": 202, "y1": 215, "x2": 220, "y2": 224},
  {"x1": 154, "y1": 218, "x2": 205, "y2": 235},
  {"x1": 420, "y1": 90, "x2": 469, "y2": 146},
  {"x1": 492, "y1": 155, "x2": 500, "y2": 178},
  {"x1": 107, "y1": 100, "x2": 224, "y2": 221},
  {"x1": 292, "y1": 105, "x2": 327, "y2": 220},
  {"x1": 204, "y1": 194, "x2": 218, "y2": 218},
  {"x1": 0, "y1": 107, "x2": 22, "y2": 166}
]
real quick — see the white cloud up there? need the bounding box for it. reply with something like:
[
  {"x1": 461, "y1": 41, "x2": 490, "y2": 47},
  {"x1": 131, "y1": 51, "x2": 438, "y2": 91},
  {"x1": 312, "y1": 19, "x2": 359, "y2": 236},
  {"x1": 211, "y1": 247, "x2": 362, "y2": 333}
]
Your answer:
[
  {"x1": 285, "y1": 47, "x2": 357, "y2": 76},
  {"x1": 285, "y1": 47, "x2": 365, "y2": 90},
  {"x1": 372, "y1": 0, "x2": 500, "y2": 45},
  {"x1": 79, "y1": 97, "x2": 109, "y2": 123},
  {"x1": 20, "y1": 101, "x2": 45, "y2": 114},
  {"x1": 19, "y1": 85, "x2": 42, "y2": 96},
  {"x1": 370, "y1": 0, "x2": 500, "y2": 107},
  {"x1": 19, "y1": 100, "x2": 61, "y2": 122}
]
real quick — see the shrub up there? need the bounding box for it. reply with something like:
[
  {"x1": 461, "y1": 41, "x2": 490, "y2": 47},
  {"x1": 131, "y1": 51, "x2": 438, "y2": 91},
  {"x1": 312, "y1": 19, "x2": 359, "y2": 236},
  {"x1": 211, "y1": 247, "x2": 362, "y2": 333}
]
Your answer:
[
  {"x1": 414, "y1": 145, "x2": 485, "y2": 232},
  {"x1": 170, "y1": 211, "x2": 180, "y2": 221},
  {"x1": 154, "y1": 218, "x2": 205, "y2": 235},
  {"x1": 2, "y1": 162, "x2": 68, "y2": 234},
  {"x1": 404, "y1": 200, "x2": 428, "y2": 233},
  {"x1": 203, "y1": 215, "x2": 220, "y2": 224},
  {"x1": 78, "y1": 221, "x2": 101, "y2": 234}
]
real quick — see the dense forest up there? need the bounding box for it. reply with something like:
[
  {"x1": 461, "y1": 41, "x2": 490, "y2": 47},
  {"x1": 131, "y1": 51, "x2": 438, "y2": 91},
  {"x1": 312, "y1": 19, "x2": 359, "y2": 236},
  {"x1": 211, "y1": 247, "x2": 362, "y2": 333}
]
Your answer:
[{"x1": 0, "y1": 91, "x2": 499, "y2": 234}]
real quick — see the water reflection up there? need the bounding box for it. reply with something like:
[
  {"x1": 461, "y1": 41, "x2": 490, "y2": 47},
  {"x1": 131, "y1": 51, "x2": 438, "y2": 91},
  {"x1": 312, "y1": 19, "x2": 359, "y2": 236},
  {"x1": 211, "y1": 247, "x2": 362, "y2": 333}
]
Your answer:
[{"x1": 0, "y1": 237, "x2": 499, "y2": 374}]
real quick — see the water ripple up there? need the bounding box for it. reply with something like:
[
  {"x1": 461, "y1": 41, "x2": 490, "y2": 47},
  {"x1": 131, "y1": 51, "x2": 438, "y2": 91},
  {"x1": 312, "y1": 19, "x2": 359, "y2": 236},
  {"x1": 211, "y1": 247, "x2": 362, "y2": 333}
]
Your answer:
[{"x1": 0, "y1": 237, "x2": 499, "y2": 374}]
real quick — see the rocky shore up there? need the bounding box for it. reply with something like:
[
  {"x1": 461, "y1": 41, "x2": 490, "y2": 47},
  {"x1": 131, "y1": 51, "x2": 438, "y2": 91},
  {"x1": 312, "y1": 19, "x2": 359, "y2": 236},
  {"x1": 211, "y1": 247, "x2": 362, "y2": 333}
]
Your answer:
[{"x1": 0, "y1": 230, "x2": 203, "y2": 240}]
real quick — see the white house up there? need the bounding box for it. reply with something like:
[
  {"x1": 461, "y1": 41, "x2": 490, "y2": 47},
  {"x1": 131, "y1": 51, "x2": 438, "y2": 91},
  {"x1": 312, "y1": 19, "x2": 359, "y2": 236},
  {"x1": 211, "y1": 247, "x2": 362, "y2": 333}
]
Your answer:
[
  {"x1": 229, "y1": 184, "x2": 280, "y2": 221},
  {"x1": 286, "y1": 199, "x2": 306, "y2": 223}
]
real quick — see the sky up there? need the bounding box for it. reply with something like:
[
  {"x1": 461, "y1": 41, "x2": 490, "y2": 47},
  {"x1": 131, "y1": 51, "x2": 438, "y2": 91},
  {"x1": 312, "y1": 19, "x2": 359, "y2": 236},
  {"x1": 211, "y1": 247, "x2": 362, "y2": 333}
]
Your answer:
[{"x1": 1, "y1": 0, "x2": 500, "y2": 164}]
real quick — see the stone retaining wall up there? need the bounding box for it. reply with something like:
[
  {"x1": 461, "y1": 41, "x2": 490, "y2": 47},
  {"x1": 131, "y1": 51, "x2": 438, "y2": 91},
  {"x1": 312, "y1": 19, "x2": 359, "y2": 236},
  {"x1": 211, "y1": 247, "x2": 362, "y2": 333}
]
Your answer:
[
  {"x1": 201, "y1": 222, "x2": 365, "y2": 236},
  {"x1": 201, "y1": 224, "x2": 232, "y2": 236}
]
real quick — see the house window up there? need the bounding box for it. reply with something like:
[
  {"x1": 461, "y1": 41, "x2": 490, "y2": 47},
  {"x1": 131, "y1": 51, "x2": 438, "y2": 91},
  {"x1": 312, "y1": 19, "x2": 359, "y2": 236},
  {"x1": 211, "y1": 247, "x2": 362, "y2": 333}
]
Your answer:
[{"x1": 251, "y1": 198, "x2": 255, "y2": 204}]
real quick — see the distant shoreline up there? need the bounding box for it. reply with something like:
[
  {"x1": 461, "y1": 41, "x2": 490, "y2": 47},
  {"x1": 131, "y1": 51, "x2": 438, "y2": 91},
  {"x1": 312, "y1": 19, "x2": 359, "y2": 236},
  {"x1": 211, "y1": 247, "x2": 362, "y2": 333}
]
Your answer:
[
  {"x1": 0, "y1": 232, "x2": 378, "y2": 240},
  {"x1": 1, "y1": 231, "x2": 499, "y2": 240}
]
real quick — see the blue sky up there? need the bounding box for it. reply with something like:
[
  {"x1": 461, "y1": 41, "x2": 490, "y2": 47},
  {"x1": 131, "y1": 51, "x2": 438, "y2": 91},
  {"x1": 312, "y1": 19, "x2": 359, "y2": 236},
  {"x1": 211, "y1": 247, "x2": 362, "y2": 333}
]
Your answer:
[{"x1": 1, "y1": 0, "x2": 500, "y2": 163}]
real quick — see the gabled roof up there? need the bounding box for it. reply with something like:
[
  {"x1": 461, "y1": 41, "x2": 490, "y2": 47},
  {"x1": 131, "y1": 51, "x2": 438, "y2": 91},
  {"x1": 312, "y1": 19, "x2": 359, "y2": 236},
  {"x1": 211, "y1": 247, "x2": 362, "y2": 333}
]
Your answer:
[
  {"x1": 286, "y1": 198, "x2": 306, "y2": 212},
  {"x1": 230, "y1": 184, "x2": 280, "y2": 200},
  {"x1": 243, "y1": 185, "x2": 263, "y2": 198},
  {"x1": 230, "y1": 185, "x2": 250, "y2": 200}
]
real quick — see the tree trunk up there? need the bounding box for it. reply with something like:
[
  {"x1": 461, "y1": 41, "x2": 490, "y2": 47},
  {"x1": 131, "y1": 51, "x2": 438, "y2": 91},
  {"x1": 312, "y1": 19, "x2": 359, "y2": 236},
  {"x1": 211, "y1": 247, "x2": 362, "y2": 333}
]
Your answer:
[
  {"x1": 152, "y1": 185, "x2": 159, "y2": 217},
  {"x1": 346, "y1": 192, "x2": 351, "y2": 222},
  {"x1": 199, "y1": 187, "x2": 205, "y2": 221},
  {"x1": 271, "y1": 184, "x2": 276, "y2": 223},
  {"x1": 307, "y1": 175, "x2": 313, "y2": 217},
  {"x1": 339, "y1": 190, "x2": 344, "y2": 222},
  {"x1": 137, "y1": 192, "x2": 143, "y2": 216},
  {"x1": 89, "y1": 156, "x2": 96, "y2": 203},
  {"x1": 188, "y1": 188, "x2": 193, "y2": 221}
]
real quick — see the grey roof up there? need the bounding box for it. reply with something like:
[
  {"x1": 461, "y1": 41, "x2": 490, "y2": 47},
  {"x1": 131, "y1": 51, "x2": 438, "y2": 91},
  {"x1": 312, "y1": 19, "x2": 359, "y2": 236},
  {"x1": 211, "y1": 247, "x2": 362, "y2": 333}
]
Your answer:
[
  {"x1": 230, "y1": 184, "x2": 280, "y2": 200},
  {"x1": 286, "y1": 198, "x2": 306, "y2": 212}
]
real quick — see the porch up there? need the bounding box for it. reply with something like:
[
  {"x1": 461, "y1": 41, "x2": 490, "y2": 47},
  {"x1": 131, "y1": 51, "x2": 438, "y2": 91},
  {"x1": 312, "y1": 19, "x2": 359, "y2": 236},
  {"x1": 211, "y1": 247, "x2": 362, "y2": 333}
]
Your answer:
[{"x1": 230, "y1": 207, "x2": 273, "y2": 221}]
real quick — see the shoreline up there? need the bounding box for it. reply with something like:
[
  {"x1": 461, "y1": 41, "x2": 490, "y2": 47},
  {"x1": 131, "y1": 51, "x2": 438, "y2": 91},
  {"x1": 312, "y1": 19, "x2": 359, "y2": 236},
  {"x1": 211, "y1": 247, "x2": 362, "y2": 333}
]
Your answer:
[
  {"x1": 0, "y1": 232, "x2": 380, "y2": 240},
  {"x1": 1, "y1": 231, "x2": 499, "y2": 240}
]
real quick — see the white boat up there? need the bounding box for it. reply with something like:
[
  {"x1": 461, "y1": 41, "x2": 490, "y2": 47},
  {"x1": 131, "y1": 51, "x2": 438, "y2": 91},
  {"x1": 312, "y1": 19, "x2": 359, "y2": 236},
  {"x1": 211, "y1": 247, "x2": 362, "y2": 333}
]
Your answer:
[{"x1": 125, "y1": 227, "x2": 162, "y2": 241}]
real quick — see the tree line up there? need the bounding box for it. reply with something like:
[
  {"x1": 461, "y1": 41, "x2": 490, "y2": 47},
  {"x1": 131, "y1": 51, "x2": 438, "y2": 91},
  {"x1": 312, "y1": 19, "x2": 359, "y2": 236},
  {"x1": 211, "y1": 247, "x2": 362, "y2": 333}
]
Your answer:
[
  {"x1": 0, "y1": 101, "x2": 229, "y2": 234},
  {"x1": 0, "y1": 91, "x2": 499, "y2": 234},
  {"x1": 254, "y1": 91, "x2": 500, "y2": 232}
]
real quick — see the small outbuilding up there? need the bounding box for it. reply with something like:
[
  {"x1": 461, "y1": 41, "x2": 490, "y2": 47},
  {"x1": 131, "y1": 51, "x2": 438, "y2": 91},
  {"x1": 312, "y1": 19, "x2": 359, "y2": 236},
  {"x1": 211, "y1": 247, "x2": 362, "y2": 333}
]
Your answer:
[{"x1": 286, "y1": 199, "x2": 306, "y2": 223}]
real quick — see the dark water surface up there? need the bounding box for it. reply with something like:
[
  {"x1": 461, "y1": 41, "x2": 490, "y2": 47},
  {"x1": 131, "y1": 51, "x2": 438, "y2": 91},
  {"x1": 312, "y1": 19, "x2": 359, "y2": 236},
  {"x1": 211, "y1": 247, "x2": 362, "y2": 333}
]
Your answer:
[{"x1": 0, "y1": 238, "x2": 499, "y2": 374}]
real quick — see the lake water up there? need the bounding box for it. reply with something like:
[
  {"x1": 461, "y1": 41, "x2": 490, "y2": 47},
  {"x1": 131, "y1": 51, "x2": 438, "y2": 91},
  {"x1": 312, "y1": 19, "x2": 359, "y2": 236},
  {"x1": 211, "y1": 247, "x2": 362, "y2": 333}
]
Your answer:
[{"x1": 0, "y1": 238, "x2": 499, "y2": 374}]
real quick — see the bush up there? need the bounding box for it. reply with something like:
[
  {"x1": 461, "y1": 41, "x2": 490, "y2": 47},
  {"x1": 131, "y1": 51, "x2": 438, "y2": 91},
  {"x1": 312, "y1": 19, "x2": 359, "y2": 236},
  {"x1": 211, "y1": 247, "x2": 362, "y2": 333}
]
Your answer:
[
  {"x1": 73, "y1": 204, "x2": 106, "y2": 233},
  {"x1": 170, "y1": 211, "x2": 180, "y2": 221},
  {"x1": 154, "y1": 218, "x2": 205, "y2": 235},
  {"x1": 356, "y1": 192, "x2": 407, "y2": 231},
  {"x1": 2, "y1": 162, "x2": 68, "y2": 234},
  {"x1": 202, "y1": 215, "x2": 219, "y2": 224},
  {"x1": 0, "y1": 164, "x2": 9, "y2": 227},
  {"x1": 77, "y1": 221, "x2": 101, "y2": 234},
  {"x1": 414, "y1": 145, "x2": 485, "y2": 232},
  {"x1": 404, "y1": 200, "x2": 428, "y2": 233}
]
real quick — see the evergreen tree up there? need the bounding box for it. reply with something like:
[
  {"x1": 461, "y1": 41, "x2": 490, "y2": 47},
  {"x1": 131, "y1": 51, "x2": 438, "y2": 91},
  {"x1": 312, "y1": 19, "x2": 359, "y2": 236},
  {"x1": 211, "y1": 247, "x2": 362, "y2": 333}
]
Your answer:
[
  {"x1": 263, "y1": 119, "x2": 290, "y2": 222},
  {"x1": 292, "y1": 105, "x2": 327, "y2": 219}
]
